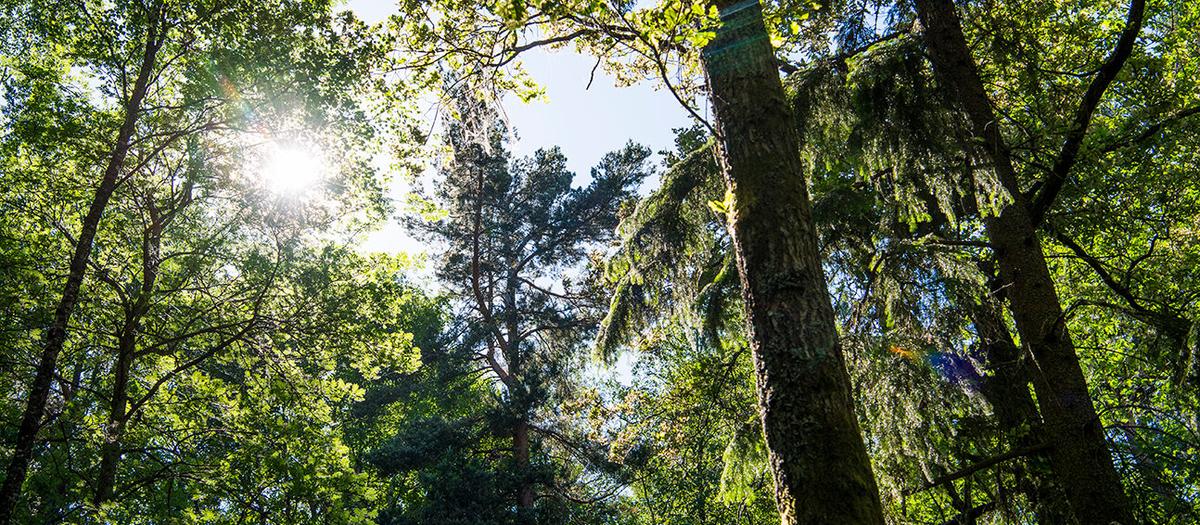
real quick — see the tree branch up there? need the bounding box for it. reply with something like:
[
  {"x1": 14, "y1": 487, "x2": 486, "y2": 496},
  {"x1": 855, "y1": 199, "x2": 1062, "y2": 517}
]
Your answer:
[
  {"x1": 1099, "y1": 105, "x2": 1200, "y2": 154},
  {"x1": 1051, "y1": 230, "x2": 1150, "y2": 316},
  {"x1": 905, "y1": 443, "x2": 1048, "y2": 495},
  {"x1": 1029, "y1": 0, "x2": 1146, "y2": 225}
]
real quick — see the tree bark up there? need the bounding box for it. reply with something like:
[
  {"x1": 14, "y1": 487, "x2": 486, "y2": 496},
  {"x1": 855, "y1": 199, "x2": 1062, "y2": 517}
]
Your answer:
[
  {"x1": 913, "y1": 0, "x2": 1134, "y2": 522},
  {"x1": 92, "y1": 322, "x2": 136, "y2": 506},
  {"x1": 970, "y1": 291, "x2": 1040, "y2": 433},
  {"x1": 966, "y1": 287, "x2": 1070, "y2": 522},
  {"x1": 514, "y1": 420, "x2": 534, "y2": 511},
  {"x1": 701, "y1": 2, "x2": 884, "y2": 523},
  {"x1": 0, "y1": 10, "x2": 163, "y2": 523},
  {"x1": 504, "y1": 270, "x2": 535, "y2": 518}
]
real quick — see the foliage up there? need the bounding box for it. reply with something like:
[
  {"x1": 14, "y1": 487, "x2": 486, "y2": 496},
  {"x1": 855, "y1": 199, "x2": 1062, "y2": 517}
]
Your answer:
[{"x1": 1, "y1": 0, "x2": 1198, "y2": 523}]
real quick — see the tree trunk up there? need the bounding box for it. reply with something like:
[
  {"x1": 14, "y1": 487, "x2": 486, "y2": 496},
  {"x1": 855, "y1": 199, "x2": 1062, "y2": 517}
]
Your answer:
[
  {"x1": 913, "y1": 0, "x2": 1133, "y2": 522},
  {"x1": 503, "y1": 269, "x2": 535, "y2": 518},
  {"x1": 966, "y1": 288, "x2": 1070, "y2": 522},
  {"x1": 514, "y1": 420, "x2": 534, "y2": 509},
  {"x1": 701, "y1": 2, "x2": 884, "y2": 523},
  {"x1": 93, "y1": 324, "x2": 136, "y2": 506},
  {"x1": 0, "y1": 11, "x2": 163, "y2": 523},
  {"x1": 94, "y1": 211, "x2": 163, "y2": 505}
]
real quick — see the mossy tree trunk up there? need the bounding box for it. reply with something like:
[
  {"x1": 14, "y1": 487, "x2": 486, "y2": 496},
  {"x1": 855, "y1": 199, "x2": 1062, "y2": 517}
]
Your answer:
[{"x1": 701, "y1": 2, "x2": 885, "y2": 523}]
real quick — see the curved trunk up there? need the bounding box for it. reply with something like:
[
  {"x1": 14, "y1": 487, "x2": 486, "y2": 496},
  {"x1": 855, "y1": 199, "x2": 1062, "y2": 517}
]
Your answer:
[{"x1": 701, "y1": 2, "x2": 884, "y2": 523}]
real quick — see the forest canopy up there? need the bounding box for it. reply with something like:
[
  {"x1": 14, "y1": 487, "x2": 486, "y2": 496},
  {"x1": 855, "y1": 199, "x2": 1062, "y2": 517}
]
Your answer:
[{"x1": 0, "y1": 0, "x2": 1197, "y2": 524}]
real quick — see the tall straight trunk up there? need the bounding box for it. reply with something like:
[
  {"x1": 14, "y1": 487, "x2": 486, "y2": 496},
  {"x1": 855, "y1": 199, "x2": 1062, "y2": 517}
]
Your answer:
[
  {"x1": 701, "y1": 2, "x2": 884, "y2": 523},
  {"x1": 913, "y1": 0, "x2": 1133, "y2": 522},
  {"x1": 514, "y1": 420, "x2": 534, "y2": 510},
  {"x1": 0, "y1": 11, "x2": 163, "y2": 523},
  {"x1": 503, "y1": 270, "x2": 534, "y2": 517}
]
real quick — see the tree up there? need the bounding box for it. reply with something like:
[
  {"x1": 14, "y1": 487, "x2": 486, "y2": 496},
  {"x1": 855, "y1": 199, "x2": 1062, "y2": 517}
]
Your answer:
[
  {"x1": 387, "y1": 2, "x2": 888, "y2": 521},
  {"x1": 3, "y1": 0, "x2": 1198, "y2": 522},
  {"x1": 0, "y1": 5, "x2": 166, "y2": 518},
  {"x1": 400, "y1": 89, "x2": 651, "y2": 522},
  {"x1": 697, "y1": 2, "x2": 885, "y2": 522},
  {"x1": 0, "y1": 0, "x2": 398, "y2": 519},
  {"x1": 911, "y1": 0, "x2": 1141, "y2": 521}
]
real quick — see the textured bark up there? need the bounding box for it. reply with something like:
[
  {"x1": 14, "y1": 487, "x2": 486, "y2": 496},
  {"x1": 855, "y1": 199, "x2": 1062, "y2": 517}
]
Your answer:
[
  {"x1": 913, "y1": 0, "x2": 1134, "y2": 522},
  {"x1": 702, "y1": 2, "x2": 884, "y2": 523},
  {"x1": 0, "y1": 12, "x2": 163, "y2": 523},
  {"x1": 967, "y1": 290, "x2": 1070, "y2": 522}
]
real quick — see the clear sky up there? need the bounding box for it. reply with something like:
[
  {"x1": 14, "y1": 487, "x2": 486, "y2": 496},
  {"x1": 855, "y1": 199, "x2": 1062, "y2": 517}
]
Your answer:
[{"x1": 346, "y1": 0, "x2": 693, "y2": 254}]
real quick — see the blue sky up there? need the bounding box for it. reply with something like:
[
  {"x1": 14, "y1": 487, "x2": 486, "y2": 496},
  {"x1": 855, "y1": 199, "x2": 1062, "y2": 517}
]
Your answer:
[
  {"x1": 346, "y1": 1, "x2": 680, "y2": 381},
  {"x1": 347, "y1": 1, "x2": 693, "y2": 253},
  {"x1": 498, "y1": 50, "x2": 693, "y2": 176}
]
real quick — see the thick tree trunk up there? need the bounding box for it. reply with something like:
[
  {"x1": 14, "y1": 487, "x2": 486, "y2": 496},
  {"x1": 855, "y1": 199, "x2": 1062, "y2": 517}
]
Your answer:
[
  {"x1": 701, "y1": 2, "x2": 884, "y2": 523},
  {"x1": 913, "y1": 0, "x2": 1134, "y2": 522},
  {"x1": 0, "y1": 13, "x2": 162, "y2": 523}
]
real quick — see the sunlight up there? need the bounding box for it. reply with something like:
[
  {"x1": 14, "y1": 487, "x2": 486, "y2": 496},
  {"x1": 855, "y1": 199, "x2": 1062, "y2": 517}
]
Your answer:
[{"x1": 261, "y1": 144, "x2": 326, "y2": 194}]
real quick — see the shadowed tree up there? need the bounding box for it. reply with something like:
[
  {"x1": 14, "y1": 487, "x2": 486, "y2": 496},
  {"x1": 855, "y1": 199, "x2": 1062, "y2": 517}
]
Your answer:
[
  {"x1": 912, "y1": 0, "x2": 1142, "y2": 521},
  {"x1": 405, "y1": 90, "x2": 651, "y2": 522}
]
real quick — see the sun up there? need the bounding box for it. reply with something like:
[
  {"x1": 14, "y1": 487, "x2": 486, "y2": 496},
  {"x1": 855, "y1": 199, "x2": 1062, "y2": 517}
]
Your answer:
[{"x1": 261, "y1": 144, "x2": 326, "y2": 194}]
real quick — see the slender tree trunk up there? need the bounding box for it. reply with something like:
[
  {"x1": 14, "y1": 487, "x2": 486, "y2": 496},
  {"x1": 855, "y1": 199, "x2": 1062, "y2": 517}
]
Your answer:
[
  {"x1": 511, "y1": 370, "x2": 535, "y2": 516},
  {"x1": 701, "y1": 2, "x2": 884, "y2": 523},
  {"x1": 970, "y1": 293, "x2": 1040, "y2": 430},
  {"x1": 514, "y1": 420, "x2": 534, "y2": 509},
  {"x1": 984, "y1": 197, "x2": 1130, "y2": 525},
  {"x1": 966, "y1": 288, "x2": 1071, "y2": 522},
  {"x1": 503, "y1": 270, "x2": 535, "y2": 517},
  {"x1": 913, "y1": 0, "x2": 1133, "y2": 522},
  {"x1": 94, "y1": 213, "x2": 162, "y2": 505},
  {"x1": 93, "y1": 324, "x2": 136, "y2": 506},
  {"x1": 0, "y1": 12, "x2": 163, "y2": 523}
]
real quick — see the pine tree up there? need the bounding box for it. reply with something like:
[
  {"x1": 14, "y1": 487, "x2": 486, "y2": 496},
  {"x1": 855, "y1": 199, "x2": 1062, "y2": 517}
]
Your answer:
[{"x1": 402, "y1": 90, "x2": 651, "y2": 522}]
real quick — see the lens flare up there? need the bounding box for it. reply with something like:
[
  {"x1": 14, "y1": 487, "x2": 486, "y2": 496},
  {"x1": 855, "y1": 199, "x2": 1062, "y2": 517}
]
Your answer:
[
  {"x1": 261, "y1": 144, "x2": 325, "y2": 194},
  {"x1": 890, "y1": 344, "x2": 982, "y2": 388}
]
